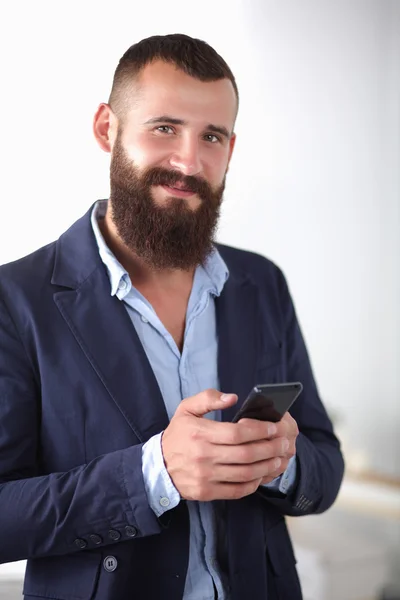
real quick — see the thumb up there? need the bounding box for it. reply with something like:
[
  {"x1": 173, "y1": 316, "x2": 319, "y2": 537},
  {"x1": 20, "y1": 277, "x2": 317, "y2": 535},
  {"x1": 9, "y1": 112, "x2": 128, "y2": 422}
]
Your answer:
[{"x1": 179, "y1": 389, "x2": 238, "y2": 418}]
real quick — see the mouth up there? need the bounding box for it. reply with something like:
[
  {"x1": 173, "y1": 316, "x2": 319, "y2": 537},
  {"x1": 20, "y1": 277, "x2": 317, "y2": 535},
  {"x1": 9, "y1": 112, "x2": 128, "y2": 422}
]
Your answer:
[{"x1": 160, "y1": 184, "x2": 196, "y2": 198}]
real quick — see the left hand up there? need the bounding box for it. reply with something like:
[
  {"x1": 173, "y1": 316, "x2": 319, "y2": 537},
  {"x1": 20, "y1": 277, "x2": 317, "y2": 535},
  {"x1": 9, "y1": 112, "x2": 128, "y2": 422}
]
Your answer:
[{"x1": 239, "y1": 412, "x2": 299, "y2": 485}]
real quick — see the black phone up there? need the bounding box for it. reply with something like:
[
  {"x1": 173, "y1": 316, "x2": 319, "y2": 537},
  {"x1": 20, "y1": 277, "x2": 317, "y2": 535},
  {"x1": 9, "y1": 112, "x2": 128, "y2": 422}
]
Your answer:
[{"x1": 231, "y1": 382, "x2": 303, "y2": 423}]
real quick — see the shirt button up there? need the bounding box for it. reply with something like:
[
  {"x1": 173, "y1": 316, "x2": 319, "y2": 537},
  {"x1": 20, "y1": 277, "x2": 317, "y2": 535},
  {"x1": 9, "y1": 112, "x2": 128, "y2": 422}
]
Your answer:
[
  {"x1": 103, "y1": 556, "x2": 118, "y2": 572},
  {"x1": 160, "y1": 497, "x2": 170, "y2": 508},
  {"x1": 118, "y1": 279, "x2": 127, "y2": 290},
  {"x1": 124, "y1": 525, "x2": 138, "y2": 538},
  {"x1": 141, "y1": 315, "x2": 149, "y2": 323}
]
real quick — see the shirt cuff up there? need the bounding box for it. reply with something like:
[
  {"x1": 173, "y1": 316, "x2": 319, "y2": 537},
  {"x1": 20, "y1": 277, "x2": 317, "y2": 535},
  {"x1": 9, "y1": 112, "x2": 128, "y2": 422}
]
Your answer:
[
  {"x1": 141, "y1": 432, "x2": 181, "y2": 517},
  {"x1": 261, "y1": 454, "x2": 297, "y2": 494}
]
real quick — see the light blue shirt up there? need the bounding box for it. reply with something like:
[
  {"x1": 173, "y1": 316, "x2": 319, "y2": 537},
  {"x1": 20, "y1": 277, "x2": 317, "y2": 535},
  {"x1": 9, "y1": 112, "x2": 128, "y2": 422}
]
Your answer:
[{"x1": 91, "y1": 199, "x2": 296, "y2": 599}]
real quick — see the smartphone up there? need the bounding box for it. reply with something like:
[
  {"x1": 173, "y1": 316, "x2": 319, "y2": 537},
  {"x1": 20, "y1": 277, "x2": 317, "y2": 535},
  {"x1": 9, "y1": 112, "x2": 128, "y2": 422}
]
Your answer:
[{"x1": 231, "y1": 382, "x2": 303, "y2": 423}]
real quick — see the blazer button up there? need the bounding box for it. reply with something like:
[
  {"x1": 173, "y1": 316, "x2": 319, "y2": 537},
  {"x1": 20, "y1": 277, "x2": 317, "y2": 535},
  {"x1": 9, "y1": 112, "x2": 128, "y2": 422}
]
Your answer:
[
  {"x1": 74, "y1": 538, "x2": 87, "y2": 549},
  {"x1": 103, "y1": 556, "x2": 118, "y2": 572},
  {"x1": 108, "y1": 529, "x2": 121, "y2": 541},
  {"x1": 89, "y1": 534, "x2": 103, "y2": 545},
  {"x1": 124, "y1": 525, "x2": 137, "y2": 538}
]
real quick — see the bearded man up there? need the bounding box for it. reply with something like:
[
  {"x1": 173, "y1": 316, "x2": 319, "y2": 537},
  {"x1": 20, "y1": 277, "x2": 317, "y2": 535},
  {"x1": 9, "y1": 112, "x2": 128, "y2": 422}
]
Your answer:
[{"x1": 0, "y1": 33, "x2": 344, "y2": 600}]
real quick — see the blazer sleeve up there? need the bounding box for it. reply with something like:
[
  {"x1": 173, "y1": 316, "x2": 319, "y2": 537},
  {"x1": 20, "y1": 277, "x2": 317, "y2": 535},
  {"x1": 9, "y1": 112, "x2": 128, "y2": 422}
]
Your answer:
[
  {"x1": 0, "y1": 291, "x2": 163, "y2": 564},
  {"x1": 257, "y1": 266, "x2": 345, "y2": 516}
]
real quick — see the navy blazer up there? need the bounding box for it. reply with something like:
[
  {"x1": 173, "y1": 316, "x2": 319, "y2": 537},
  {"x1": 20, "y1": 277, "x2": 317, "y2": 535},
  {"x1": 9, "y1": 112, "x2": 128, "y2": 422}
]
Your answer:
[{"x1": 0, "y1": 205, "x2": 344, "y2": 600}]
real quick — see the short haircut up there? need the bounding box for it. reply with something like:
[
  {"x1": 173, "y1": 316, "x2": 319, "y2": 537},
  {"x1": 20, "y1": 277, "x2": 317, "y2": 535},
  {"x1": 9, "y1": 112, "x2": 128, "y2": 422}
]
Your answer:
[{"x1": 108, "y1": 33, "x2": 239, "y2": 120}]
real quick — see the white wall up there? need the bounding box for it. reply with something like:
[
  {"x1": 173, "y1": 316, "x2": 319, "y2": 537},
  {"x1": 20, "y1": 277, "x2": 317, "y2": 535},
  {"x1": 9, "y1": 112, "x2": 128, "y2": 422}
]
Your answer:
[
  {"x1": 223, "y1": 0, "x2": 400, "y2": 477},
  {"x1": 0, "y1": 0, "x2": 399, "y2": 479}
]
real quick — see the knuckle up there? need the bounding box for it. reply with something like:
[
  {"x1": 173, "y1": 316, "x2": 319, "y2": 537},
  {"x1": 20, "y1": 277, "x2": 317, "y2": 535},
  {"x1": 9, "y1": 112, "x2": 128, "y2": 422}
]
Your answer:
[
  {"x1": 229, "y1": 423, "x2": 244, "y2": 446},
  {"x1": 228, "y1": 428, "x2": 241, "y2": 445},
  {"x1": 287, "y1": 416, "x2": 299, "y2": 435},
  {"x1": 189, "y1": 427, "x2": 202, "y2": 442},
  {"x1": 204, "y1": 388, "x2": 215, "y2": 401},
  {"x1": 275, "y1": 437, "x2": 286, "y2": 455},
  {"x1": 233, "y1": 431, "x2": 243, "y2": 445},
  {"x1": 191, "y1": 448, "x2": 204, "y2": 463}
]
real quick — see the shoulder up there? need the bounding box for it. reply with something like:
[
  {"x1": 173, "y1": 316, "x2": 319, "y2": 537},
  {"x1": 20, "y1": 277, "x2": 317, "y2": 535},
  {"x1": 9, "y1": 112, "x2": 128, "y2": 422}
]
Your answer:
[
  {"x1": 215, "y1": 242, "x2": 287, "y2": 288},
  {"x1": 0, "y1": 241, "x2": 57, "y2": 303}
]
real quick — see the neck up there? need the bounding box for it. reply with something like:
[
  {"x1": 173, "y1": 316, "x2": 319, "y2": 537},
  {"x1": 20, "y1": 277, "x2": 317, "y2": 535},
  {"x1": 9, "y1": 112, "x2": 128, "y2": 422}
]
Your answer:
[{"x1": 99, "y1": 205, "x2": 196, "y2": 292}]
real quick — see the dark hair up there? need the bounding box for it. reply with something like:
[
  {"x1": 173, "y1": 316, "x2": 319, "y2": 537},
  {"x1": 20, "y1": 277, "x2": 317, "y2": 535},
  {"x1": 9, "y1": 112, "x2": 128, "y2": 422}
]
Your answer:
[{"x1": 108, "y1": 33, "x2": 238, "y2": 119}]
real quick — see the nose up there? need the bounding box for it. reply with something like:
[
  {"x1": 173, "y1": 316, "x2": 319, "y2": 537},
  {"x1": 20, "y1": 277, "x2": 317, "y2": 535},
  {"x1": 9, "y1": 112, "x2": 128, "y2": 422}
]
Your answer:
[{"x1": 168, "y1": 136, "x2": 202, "y2": 177}]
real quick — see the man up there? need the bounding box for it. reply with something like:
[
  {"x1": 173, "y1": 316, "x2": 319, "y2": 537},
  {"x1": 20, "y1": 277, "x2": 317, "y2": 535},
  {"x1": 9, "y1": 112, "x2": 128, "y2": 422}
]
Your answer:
[{"x1": 0, "y1": 34, "x2": 344, "y2": 600}]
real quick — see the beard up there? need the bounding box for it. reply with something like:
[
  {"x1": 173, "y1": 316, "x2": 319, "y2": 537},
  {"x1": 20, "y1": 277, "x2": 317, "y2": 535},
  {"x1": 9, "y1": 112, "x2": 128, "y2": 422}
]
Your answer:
[{"x1": 108, "y1": 133, "x2": 226, "y2": 271}]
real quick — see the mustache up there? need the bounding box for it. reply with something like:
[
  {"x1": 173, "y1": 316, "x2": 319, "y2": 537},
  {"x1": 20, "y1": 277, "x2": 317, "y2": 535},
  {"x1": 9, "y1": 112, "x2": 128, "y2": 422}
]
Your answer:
[{"x1": 141, "y1": 167, "x2": 213, "y2": 197}]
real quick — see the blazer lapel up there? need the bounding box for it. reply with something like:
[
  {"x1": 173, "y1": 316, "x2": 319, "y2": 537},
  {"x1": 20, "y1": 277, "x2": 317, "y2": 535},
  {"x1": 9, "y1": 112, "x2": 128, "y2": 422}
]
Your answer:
[
  {"x1": 215, "y1": 271, "x2": 260, "y2": 423},
  {"x1": 51, "y1": 204, "x2": 169, "y2": 442}
]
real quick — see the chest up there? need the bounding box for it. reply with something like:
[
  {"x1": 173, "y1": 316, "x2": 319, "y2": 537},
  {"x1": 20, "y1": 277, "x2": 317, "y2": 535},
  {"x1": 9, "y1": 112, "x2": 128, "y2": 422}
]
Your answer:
[
  {"x1": 153, "y1": 298, "x2": 187, "y2": 351},
  {"x1": 139, "y1": 290, "x2": 189, "y2": 351}
]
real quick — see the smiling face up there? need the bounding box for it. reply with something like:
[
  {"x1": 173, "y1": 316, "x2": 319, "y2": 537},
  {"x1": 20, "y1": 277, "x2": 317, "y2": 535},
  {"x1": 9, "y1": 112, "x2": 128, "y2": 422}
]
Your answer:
[
  {"x1": 117, "y1": 60, "x2": 237, "y2": 208},
  {"x1": 95, "y1": 59, "x2": 237, "y2": 270}
]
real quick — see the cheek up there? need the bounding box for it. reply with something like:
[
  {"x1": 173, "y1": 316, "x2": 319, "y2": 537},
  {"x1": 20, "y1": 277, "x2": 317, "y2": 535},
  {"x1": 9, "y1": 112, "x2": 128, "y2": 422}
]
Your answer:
[
  {"x1": 201, "y1": 148, "x2": 229, "y2": 183},
  {"x1": 124, "y1": 135, "x2": 168, "y2": 167}
]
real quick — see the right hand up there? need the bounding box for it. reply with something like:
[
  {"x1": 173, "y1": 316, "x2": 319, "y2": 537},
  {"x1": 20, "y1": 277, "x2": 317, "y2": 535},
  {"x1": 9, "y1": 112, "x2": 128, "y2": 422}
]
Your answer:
[{"x1": 161, "y1": 389, "x2": 286, "y2": 502}]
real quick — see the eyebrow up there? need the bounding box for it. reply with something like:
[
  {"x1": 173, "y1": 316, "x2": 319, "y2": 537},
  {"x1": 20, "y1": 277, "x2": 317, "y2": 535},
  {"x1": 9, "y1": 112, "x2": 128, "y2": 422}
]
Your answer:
[{"x1": 144, "y1": 115, "x2": 232, "y2": 140}]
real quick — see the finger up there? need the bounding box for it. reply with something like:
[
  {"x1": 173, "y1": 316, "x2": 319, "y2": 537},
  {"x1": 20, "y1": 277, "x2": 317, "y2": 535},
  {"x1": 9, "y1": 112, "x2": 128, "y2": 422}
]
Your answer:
[
  {"x1": 212, "y1": 439, "x2": 281, "y2": 464},
  {"x1": 213, "y1": 478, "x2": 264, "y2": 501},
  {"x1": 205, "y1": 419, "x2": 276, "y2": 446},
  {"x1": 212, "y1": 457, "x2": 283, "y2": 483},
  {"x1": 216, "y1": 438, "x2": 295, "y2": 468},
  {"x1": 237, "y1": 418, "x2": 278, "y2": 440},
  {"x1": 260, "y1": 458, "x2": 289, "y2": 485},
  {"x1": 178, "y1": 389, "x2": 238, "y2": 418},
  {"x1": 268, "y1": 412, "x2": 298, "y2": 439}
]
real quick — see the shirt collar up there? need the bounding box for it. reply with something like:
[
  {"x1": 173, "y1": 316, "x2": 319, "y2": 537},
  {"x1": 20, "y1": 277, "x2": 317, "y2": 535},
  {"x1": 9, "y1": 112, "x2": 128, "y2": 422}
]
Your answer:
[
  {"x1": 91, "y1": 200, "x2": 129, "y2": 297},
  {"x1": 91, "y1": 199, "x2": 229, "y2": 298}
]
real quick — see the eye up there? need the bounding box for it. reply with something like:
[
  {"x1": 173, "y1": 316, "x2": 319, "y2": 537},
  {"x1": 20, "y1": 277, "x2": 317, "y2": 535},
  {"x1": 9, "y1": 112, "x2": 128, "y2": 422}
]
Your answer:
[
  {"x1": 156, "y1": 125, "x2": 174, "y2": 134},
  {"x1": 204, "y1": 134, "x2": 220, "y2": 143}
]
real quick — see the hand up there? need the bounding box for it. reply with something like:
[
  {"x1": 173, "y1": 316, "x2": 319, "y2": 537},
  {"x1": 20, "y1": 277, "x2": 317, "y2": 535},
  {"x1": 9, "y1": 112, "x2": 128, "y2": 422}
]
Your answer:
[
  {"x1": 256, "y1": 412, "x2": 299, "y2": 485},
  {"x1": 161, "y1": 389, "x2": 293, "y2": 501}
]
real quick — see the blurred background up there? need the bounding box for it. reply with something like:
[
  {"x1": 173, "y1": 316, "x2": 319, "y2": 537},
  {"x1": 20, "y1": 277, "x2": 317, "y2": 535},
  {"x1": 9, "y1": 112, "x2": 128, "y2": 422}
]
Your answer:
[{"x1": 0, "y1": 0, "x2": 399, "y2": 598}]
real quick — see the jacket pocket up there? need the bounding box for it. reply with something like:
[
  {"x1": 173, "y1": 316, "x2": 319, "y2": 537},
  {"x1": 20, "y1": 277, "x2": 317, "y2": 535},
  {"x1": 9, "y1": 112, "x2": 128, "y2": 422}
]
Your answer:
[{"x1": 23, "y1": 551, "x2": 101, "y2": 599}]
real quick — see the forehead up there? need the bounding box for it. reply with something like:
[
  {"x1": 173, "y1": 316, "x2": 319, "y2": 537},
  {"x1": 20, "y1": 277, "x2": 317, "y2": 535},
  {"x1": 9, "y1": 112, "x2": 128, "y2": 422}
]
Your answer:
[{"x1": 127, "y1": 60, "x2": 237, "y2": 129}]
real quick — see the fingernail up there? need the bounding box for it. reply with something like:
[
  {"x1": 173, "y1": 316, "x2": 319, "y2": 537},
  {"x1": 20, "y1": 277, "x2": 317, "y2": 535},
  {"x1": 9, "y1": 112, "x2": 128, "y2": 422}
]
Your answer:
[
  {"x1": 221, "y1": 393, "x2": 235, "y2": 402},
  {"x1": 282, "y1": 439, "x2": 289, "y2": 452},
  {"x1": 268, "y1": 424, "x2": 277, "y2": 436},
  {"x1": 274, "y1": 457, "x2": 282, "y2": 470}
]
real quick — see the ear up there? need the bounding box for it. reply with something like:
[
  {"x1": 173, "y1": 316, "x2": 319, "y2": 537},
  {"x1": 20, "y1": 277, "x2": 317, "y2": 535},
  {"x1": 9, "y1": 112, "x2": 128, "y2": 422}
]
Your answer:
[
  {"x1": 93, "y1": 103, "x2": 118, "y2": 153},
  {"x1": 226, "y1": 133, "x2": 236, "y2": 172}
]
